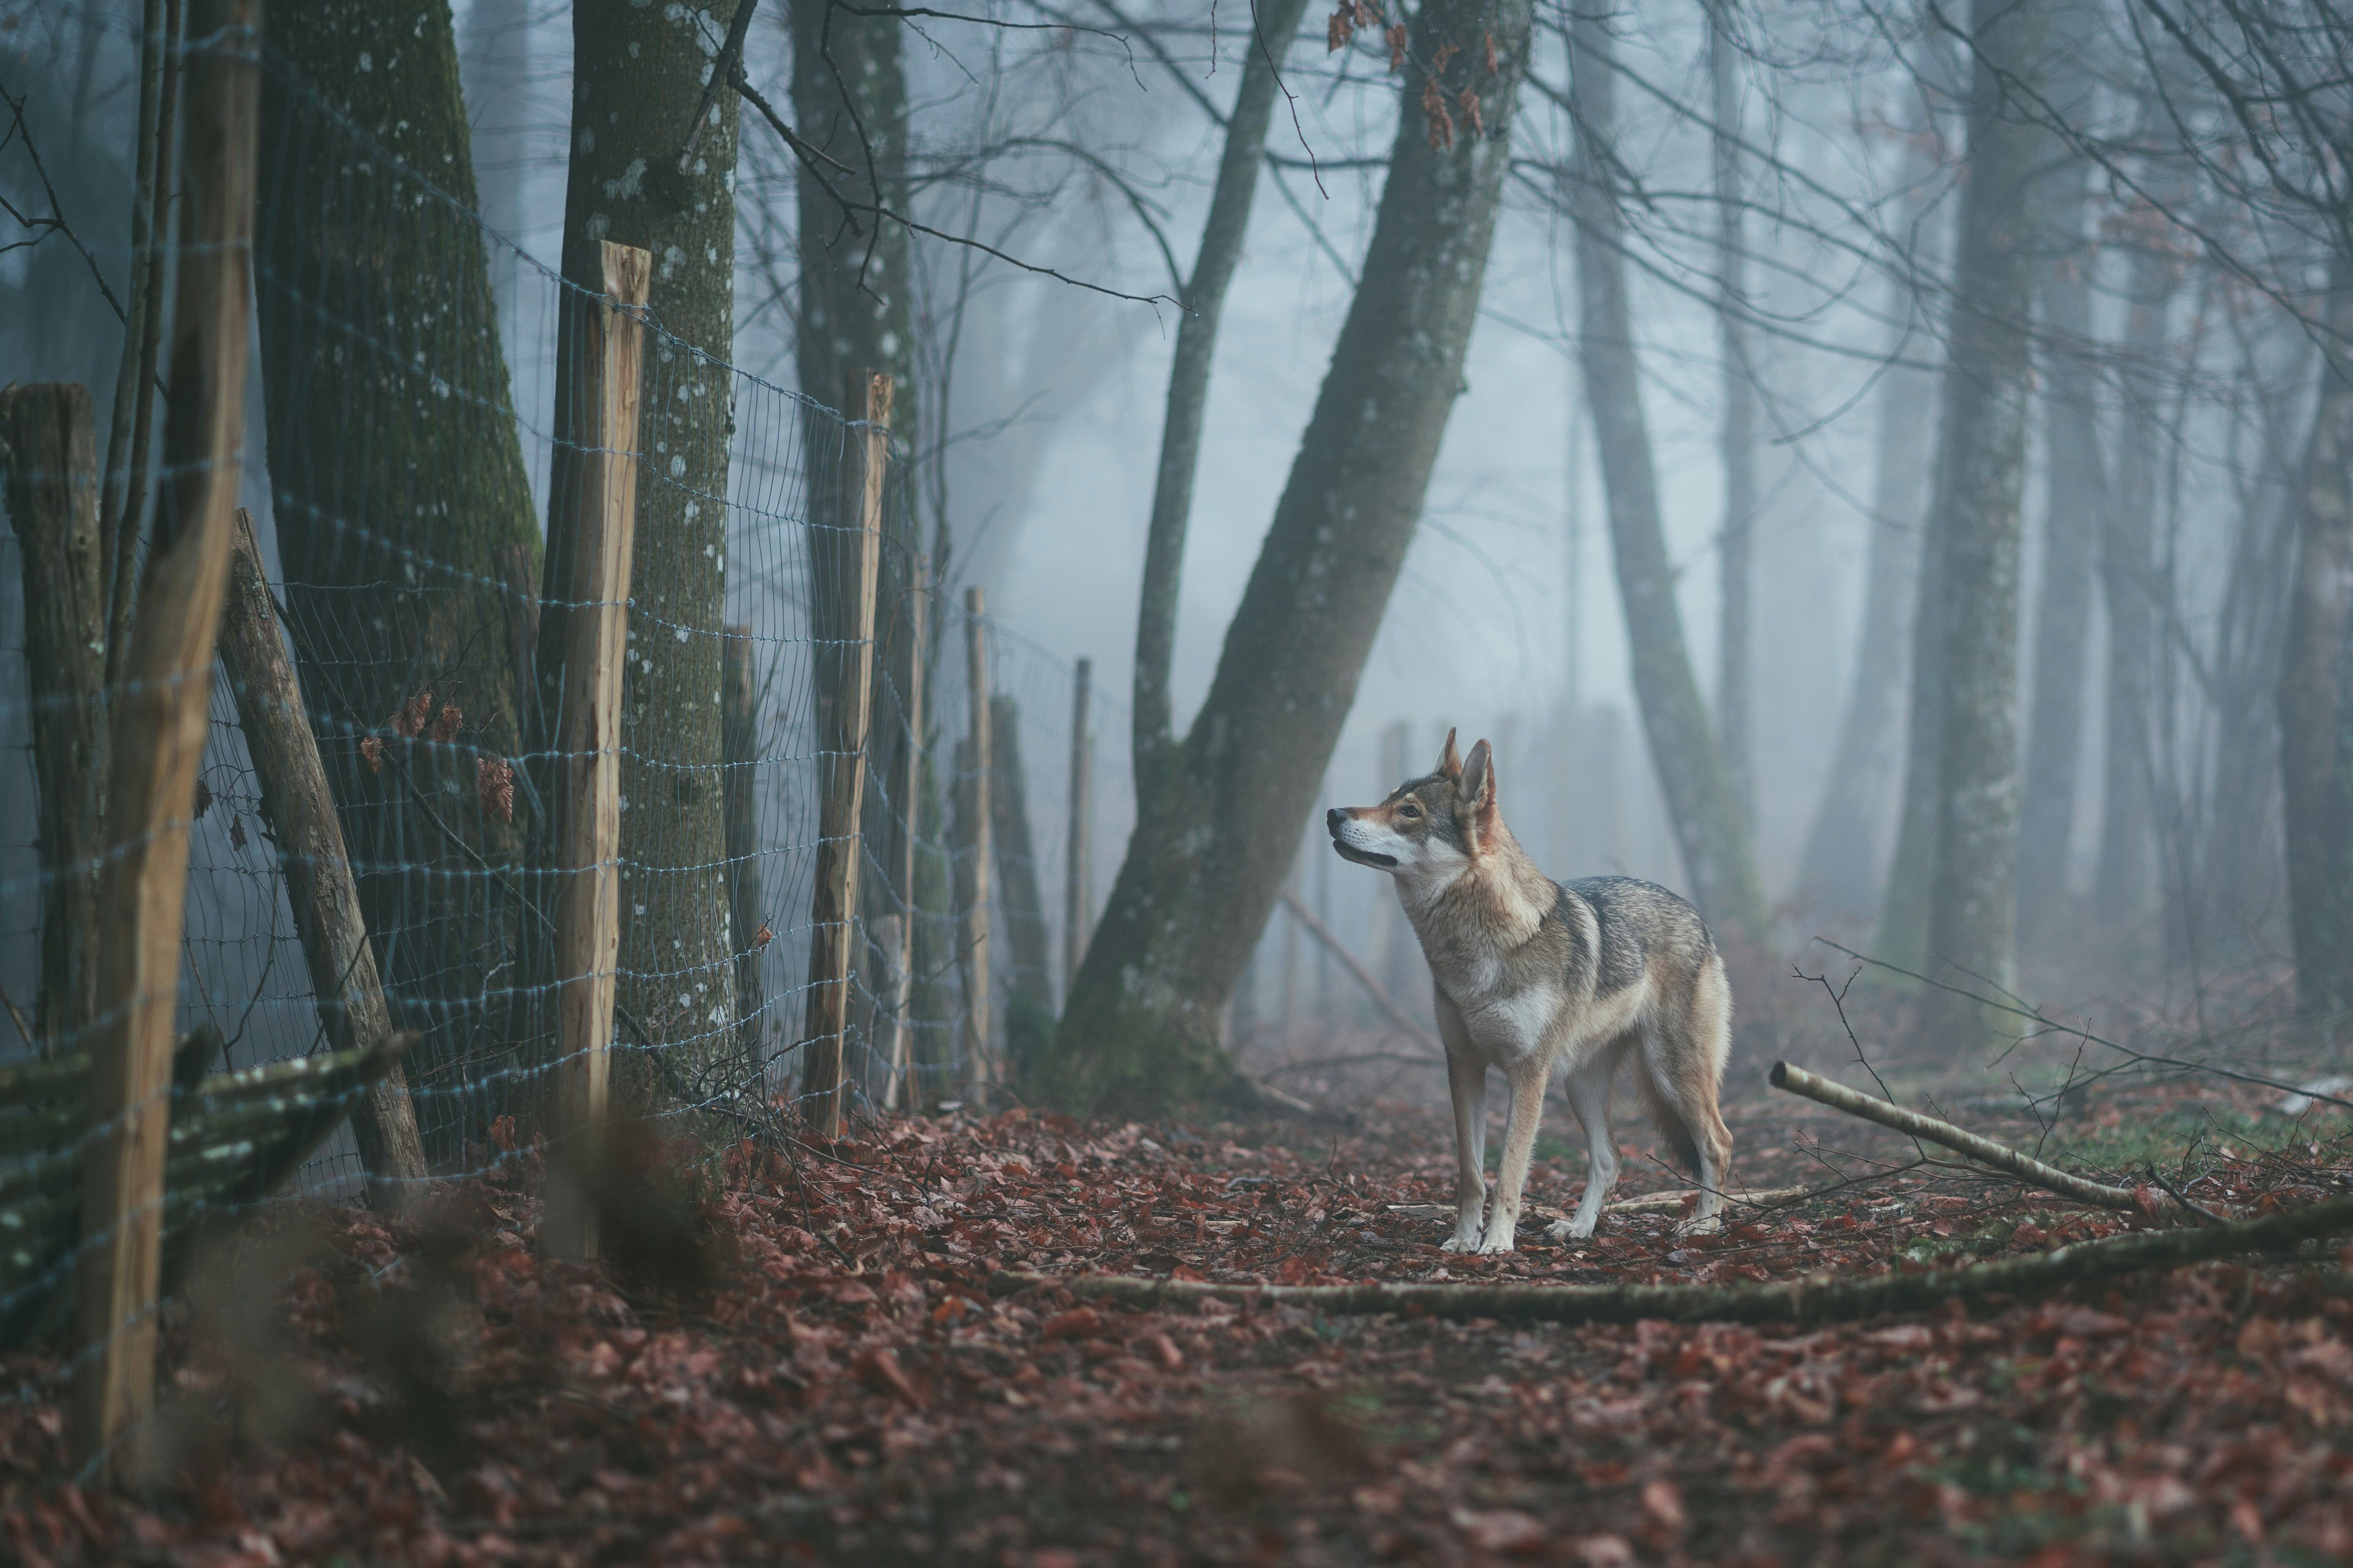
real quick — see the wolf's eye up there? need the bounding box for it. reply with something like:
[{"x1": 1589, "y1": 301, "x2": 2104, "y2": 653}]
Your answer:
[{"x1": 1398, "y1": 803, "x2": 1420, "y2": 819}]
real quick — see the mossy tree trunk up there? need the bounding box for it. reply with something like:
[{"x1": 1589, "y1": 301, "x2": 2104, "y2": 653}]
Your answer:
[
  {"x1": 549, "y1": 1, "x2": 744, "y2": 1106},
  {"x1": 256, "y1": 1, "x2": 543, "y2": 1163},
  {"x1": 1043, "y1": 0, "x2": 1537, "y2": 1116}
]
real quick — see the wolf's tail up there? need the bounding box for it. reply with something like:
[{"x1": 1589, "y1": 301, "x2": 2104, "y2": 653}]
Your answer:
[{"x1": 1634, "y1": 1064, "x2": 1705, "y2": 1178}]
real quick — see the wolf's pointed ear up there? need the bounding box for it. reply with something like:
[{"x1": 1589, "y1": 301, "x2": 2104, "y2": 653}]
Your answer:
[
  {"x1": 1436, "y1": 727, "x2": 1462, "y2": 780},
  {"x1": 1462, "y1": 739, "x2": 1495, "y2": 815}
]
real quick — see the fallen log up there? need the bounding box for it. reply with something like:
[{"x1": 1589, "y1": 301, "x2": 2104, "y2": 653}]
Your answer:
[
  {"x1": 992, "y1": 1192, "x2": 2353, "y2": 1325},
  {"x1": 1769, "y1": 1061, "x2": 2144, "y2": 1213},
  {"x1": 1384, "y1": 1185, "x2": 1818, "y2": 1224}
]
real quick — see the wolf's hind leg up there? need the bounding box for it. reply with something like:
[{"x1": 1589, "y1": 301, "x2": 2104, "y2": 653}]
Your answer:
[
  {"x1": 1546, "y1": 1049, "x2": 1621, "y2": 1243},
  {"x1": 1646, "y1": 988, "x2": 1735, "y2": 1236},
  {"x1": 1441, "y1": 1050, "x2": 1488, "y2": 1251}
]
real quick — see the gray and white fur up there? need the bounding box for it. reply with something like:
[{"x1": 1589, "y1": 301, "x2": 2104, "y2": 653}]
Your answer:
[{"x1": 1326, "y1": 730, "x2": 1735, "y2": 1252}]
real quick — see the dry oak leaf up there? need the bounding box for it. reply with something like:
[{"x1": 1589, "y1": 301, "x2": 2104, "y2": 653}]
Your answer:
[
  {"x1": 430, "y1": 702, "x2": 463, "y2": 743},
  {"x1": 1485, "y1": 28, "x2": 1499, "y2": 73},
  {"x1": 853, "y1": 1346, "x2": 925, "y2": 1408},
  {"x1": 477, "y1": 756, "x2": 515, "y2": 823},
  {"x1": 1461, "y1": 85, "x2": 1484, "y2": 137},
  {"x1": 1386, "y1": 21, "x2": 1407, "y2": 70},
  {"x1": 1423, "y1": 77, "x2": 1455, "y2": 150},
  {"x1": 1452, "y1": 1507, "x2": 1545, "y2": 1554},
  {"x1": 1042, "y1": 1306, "x2": 1102, "y2": 1340},
  {"x1": 394, "y1": 690, "x2": 434, "y2": 739},
  {"x1": 1328, "y1": 3, "x2": 1354, "y2": 51},
  {"x1": 360, "y1": 735, "x2": 385, "y2": 774}
]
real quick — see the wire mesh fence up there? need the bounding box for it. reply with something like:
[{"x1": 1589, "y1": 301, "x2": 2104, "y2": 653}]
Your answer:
[{"x1": 0, "y1": 15, "x2": 1130, "y2": 1472}]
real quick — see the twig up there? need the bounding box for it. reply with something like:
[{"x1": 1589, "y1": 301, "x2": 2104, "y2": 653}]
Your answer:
[
  {"x1": 1771, "y1": 1062, "x2": 2147, "y2": 1213},
  {"x1": 1279, "y1": 889, "x2": 1440, "y2": 1055},
  {"x1": 2149, "y1": 1166, "x2": 2230, "y2": 1226}
]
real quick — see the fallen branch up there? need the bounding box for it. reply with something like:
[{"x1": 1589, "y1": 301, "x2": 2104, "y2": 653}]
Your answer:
[
  {"x1": 1280, "y1": 890, "x2": 1441, "y2": 1055},
  {"x1": 993, "y1": 1193, "x2": 2353, "y2": 1325},
  {"x1": 1384, "y1": 1184, "x2": 1818, "y2": 1223},
  {"x1": 1770, "y1": 1061, "x2": 2145, "y2": 1213}
]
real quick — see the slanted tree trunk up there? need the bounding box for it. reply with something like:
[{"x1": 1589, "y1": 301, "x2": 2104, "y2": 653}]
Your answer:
[
  {"x1": 219, "y1": 513, "x2": 428, "y2": 1209},
  {"x1": 1567, "y1": 6, "x2": 1767, "y2": 941},
  {"x1": 2014, "y1": 212, "x2": 2104, "y2": 945},
  {"x1": 1917, "y1": 0, "x2": 2050, "y2": 1041},
  {"x1": 1706, "y1": 0, "x2": 1755, "y2": 829},
  {"x1": 0, "y1": 385, "x2": 108, "y2": 1054},
  {"x1": 257, "y1": 1, "x2": 544, "y2": 1163},
  {"x1": 1130, "y1": 0, "x2": 1315, "y2": 769},
  {"x1": 1797, "y1": 138, "x2": 1939, "y2": 920},
  {"x1": 551, "y1": 1, "x2": 744, "y2": 1102},
  {"x1": 1044, "y1": 0, "x2": 1537, "y2": 1114},
  {"x1": 2091, "y1": 215, "x2": 2178, "y2": 923},
  {"x1": 2279, "y1": 258, "x2": 2353, "y2": 1015}
]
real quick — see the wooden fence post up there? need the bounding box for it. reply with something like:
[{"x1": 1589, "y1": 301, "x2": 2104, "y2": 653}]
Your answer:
[
  {"x1": 989, "y1": 695, "x2": 1054, "y2": 1060},
  {"x1": 1062, "y1": 656, "x2": 1092, "y2": 998},
  {"x1": 540, "y1": 240, "x2": 650, "y2": 1261},
  {"x1": 72, "y1": 0, "x2": 259, "y2": 1481},
  {"x1": 722, "y1": 625, "x2": 764, "y2": 1072},
  {"x1": 881, "y1": 554, "x2": 928, "y2": 1111},
  {"x1": 800, "y1": 370, "x2": 891, "y2": 1139},
  {"x1": 218, "y1": 509, "x2": 428, "y2": 1210},
  {"x1": 960, "y1": 588, "x2": 994, "y2": 1095},
  {"x1": 0, "y1": 384, "x2": 108, "y2": 1056}
]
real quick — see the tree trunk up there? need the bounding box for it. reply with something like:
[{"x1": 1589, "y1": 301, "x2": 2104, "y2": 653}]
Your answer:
[
  {"x1": 790, "y1": 0, "x2": 925, "y2": 1010},
  {"x1": 2091, "y1": 225, "x2": 2178, "y2": 922},
  {"x1": 218, "y1": 513, "x2": 428, "y2": 1210},
  {"x1": 2014, "y1": 203, "x2": 2104, "y2": 944},
  {"x1": 552, "y1": 1, "x2": 744, "y2": 1102},
  {"x1": 1917, "y1": 0, "x2": 2050, "y2": 1041},
  {"x1": 1044, "y1": 0, "x2": 1537, "y2": 1115},
  {"x1": 989, "y1": 695, "x2": 1055, "y2": 1080},
  {"x1": 1796, "y1": 140, "x2": 1939, "y2": 921},
  {"x1": 256, "y1": 1, "x2": 543, "y2": 1164},
  {"x1": 1130, "y1": 0, "x2": 1315, "y2": 768},
  {"x1": 1707, "y1": 0, "x2": 1755, "y2": 829},
  {"x1": 1568, "y1": 7, "x2": 1767, "y2": 942},
  {"x1": 2279, "y1": 258, "x2": 2353, "y2": 1014},
  {"x1": 0, "y1": 385, "x2": 108, "y2": 1055}
]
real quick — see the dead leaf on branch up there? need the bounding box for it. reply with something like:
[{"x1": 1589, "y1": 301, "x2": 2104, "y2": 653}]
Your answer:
[
  {"x1": 476, "y1": 756, "x2": 514, "y2": 823},
  {"x1": 1386, "y1": 22, "x2": 1407, "y2": 71}
]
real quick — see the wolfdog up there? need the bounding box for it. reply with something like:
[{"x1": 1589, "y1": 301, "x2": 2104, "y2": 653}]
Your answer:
[{"x1": 1326, "y1": 731, "x2": 1734, "y2": 1252}]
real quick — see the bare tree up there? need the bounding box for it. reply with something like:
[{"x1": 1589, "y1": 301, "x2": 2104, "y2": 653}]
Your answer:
[
  {"x1": 1046, "y1": 0, "x2": 1539, "y2": 1113},
  {"x1": 1915, "y1": 0, "x2": 2050, "y2": 1039},
  {"x1": 549, "y1": 0, "x2": 747, "y2": 1099},
  {"x1": 1565, "y1": 2, "x2": 1766, "y2": 942}
]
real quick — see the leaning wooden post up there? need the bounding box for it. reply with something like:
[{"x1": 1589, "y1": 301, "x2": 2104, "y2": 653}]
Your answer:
[
  {"x1": 218, "y1": 510, "x2": 428, "y2": 1210},
  {"x1": 721, "y1": 625, "x2": 764, "y2": 1071},
  {"x1": 960, "y1": 588, "x2": 995, "y2": 1095},
  {"x1": 881, "y1": 554, "x2": 928, "y2": 1110},
  {"x1": 72, "y1": 0, "x2": 258, "y2": 1481},
  {"x1": 799, "y1": 370, "x2": 891, "y2": 1139},
  {"x1": 0, "y1": 384, "x2": 109, "y2": 1056},
  {"x1": 1062, "y1": 656, "x2": 1092, "y2": 1000},
  {"x1": 540, "y1": 240, "x2": 650, "y2": 1262}
]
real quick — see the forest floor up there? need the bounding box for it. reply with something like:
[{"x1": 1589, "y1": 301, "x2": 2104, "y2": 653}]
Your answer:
[{"x1": 6, "y1": 1049, "x2": 2353, "y2": 1566}]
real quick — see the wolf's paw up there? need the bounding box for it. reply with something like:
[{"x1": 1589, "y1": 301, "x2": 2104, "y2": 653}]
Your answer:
[
  {"x1": 1672, "y1": 1212, "x2": 1723, "y2": 1238},
  {"x1": 1439, "y1": 1229, "x2": 1482, "y2": 1253},
  {"x1": 1475, "y1": 1232, "x2": 1517, "y2": 1256},
  {"x1": 1544, "y1": 1218, "x2": 1595, "y2": 1244}
]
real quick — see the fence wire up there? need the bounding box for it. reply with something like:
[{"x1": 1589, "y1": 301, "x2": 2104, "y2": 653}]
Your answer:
[{"x1": 0, "y1": 29, "x2": 1129, "y2": 1447}]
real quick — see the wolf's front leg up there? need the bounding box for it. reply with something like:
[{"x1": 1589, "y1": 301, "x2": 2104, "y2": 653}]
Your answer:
[
  {"x1": 1479, "y1": 1063, "x2": 1551, "y2": 1253},
  {"x1": 1441, "y1": 1050, "x2": 1488, "y2": 1251},
  {"x1": 1544, "y1": 1055, "x2": 1619, "y2": 1243}
]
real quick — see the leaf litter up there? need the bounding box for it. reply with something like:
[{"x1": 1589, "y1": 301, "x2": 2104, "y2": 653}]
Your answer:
[{"x1": 4, "y1": 1077, "x2": 2353, "y2": 1566}]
